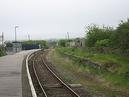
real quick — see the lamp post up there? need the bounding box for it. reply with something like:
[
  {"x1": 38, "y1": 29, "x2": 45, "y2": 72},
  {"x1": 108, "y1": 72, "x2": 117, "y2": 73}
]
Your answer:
[
  {"x1": 27, "y1": 33, "x2": 30, "y2": 40},
  {"x1": 15, "y1": 26, "x2": 19, "y2": 42},
  {"x1": 14, "y1": 26, "x2": 19, "y2": 52}
]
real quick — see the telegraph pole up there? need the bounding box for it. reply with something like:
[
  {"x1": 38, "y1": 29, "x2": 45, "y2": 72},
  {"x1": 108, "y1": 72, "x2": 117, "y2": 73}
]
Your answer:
[
  {"x1": 67, "y1": 32, "x2": 70, "y2": 41},
  {"x1": 2, "y1": 32, "x2": 4, "y2": 46},
  {"x1": 67, "y1": 32, "x2": 70, "y2": 46}
]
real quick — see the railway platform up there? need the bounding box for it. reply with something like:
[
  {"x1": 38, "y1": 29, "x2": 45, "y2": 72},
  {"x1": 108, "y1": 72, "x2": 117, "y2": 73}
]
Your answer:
[{"x1": 0, "y1": 50, "x2": 35, "y2": 97}]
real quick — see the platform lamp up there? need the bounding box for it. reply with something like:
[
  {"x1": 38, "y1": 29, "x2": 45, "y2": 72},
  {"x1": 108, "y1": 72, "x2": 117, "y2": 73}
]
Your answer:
[{"x1": 14, "y1": 26, "x2": 19, "y2": 52}]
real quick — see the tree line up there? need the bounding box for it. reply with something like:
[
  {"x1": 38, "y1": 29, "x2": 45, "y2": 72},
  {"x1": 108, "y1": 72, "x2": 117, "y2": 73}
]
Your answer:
[{"x1": 85, "y1": 19, "x2": 129, "y2": 55}]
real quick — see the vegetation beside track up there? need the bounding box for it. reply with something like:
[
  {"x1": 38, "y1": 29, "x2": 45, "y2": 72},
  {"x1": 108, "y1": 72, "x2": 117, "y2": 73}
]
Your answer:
[
  {"x1": 0, "y1": 46, "x2": 6, "y2": 57},
  {"x1": 47, "y1": 48, "x2": 129, "y2": 97},
  {"x1": 47, "y1": 19, "x2": 129, "y2": 97}
]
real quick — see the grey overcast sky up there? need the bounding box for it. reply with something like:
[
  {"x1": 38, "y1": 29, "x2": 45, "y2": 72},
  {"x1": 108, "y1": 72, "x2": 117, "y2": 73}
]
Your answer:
[{"x1": 0, "y1": 0, "x2": 129, "y2": 41}]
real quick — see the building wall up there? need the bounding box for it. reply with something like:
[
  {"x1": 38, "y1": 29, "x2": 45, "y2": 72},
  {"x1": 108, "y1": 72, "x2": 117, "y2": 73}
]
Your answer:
[
  {"x1": 75, "y1": 38, "x2": 85, "y2": 48},
  {"x1": 12, "y1": 42, "x2": 22, "y2": 52}
]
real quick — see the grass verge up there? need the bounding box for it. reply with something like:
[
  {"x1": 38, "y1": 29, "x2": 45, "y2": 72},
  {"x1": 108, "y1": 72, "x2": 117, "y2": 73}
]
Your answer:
[{"x1": 47, "y1": 48, "x2": 129, "y2": 97}]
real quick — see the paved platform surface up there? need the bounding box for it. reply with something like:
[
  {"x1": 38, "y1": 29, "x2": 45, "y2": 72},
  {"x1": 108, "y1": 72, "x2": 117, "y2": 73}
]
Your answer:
[{"x1": 0, "y1": 50, "x2": 34, "y2": 97}]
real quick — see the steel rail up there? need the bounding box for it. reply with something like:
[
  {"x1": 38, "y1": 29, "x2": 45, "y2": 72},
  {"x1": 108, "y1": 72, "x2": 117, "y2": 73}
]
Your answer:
[
  {"x1": 41, "y1": 54, "x2": 81, "y2": 97},
  {"x1": 26, "y1": 50, "x2": 38, "y2": 97},
  {"x1": 32, "y1": 56, "x2": 48, "y2": 97}
]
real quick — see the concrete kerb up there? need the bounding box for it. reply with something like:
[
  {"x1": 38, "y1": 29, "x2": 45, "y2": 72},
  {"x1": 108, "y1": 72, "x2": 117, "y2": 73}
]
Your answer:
[{"x1": 25, "y1": 50, "x2": 40, "y2": 97}]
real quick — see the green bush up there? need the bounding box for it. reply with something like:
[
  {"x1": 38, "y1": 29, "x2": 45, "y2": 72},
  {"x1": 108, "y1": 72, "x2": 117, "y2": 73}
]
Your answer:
[
  {"x1": 85, "y1": 24, "x2": 113, "y2": 47},
  {"x1": 0, "y1": 46, "x2": 6, "y2": 57},
  {"x1": 95, "y1": 39, "x2": 110, "y2": 47}
]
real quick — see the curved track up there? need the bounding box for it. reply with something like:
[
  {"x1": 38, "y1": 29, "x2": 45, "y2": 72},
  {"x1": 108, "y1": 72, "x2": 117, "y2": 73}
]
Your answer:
[{"x1": 28, "y1": 50, "x2": 81, "y2": 97}]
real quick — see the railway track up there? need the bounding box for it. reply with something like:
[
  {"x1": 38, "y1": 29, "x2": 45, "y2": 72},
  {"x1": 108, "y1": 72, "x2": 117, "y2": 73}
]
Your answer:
[{"x1": 27, "y1": 50, "x2": 90, "y2": 97}]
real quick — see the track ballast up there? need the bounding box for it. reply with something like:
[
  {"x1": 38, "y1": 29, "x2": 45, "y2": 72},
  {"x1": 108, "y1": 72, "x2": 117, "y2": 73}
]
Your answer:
[{"x1": 28, "y1": 50, "x2": 90, "y2": 97}]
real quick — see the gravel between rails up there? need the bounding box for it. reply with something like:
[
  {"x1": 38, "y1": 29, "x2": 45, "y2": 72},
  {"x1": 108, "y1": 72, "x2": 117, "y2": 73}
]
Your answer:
[{"x1": 28, "y1": 50, "x2": 91, "y2": 97}]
